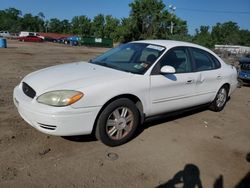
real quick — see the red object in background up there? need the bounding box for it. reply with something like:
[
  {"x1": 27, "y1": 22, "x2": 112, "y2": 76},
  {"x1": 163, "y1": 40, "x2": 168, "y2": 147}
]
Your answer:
[
  {"x1": 18, "y1": 36, "x2": 43, "y2": 42},
  {"x1": 37, "y1": 32, "x2": 72, "y2": 40}
]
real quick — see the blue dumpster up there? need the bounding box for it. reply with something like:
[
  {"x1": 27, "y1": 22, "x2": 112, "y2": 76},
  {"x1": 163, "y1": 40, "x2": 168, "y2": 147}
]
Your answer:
[{"x1": 0, "y1": 38, "x2": 7, "y2": 48}]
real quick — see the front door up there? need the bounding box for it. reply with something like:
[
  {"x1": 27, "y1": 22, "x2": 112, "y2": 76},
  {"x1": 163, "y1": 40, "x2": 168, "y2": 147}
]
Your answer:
[{"x1": 149, "y1": 47, "x2": 199, "y2": 116}]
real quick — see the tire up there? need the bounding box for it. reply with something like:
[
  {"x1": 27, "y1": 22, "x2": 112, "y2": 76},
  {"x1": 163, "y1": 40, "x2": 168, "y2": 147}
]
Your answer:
[
  {"x1": 209, "y1": 85, "x2": 228, "y2": 112},
  {"x1": 95, "y1": 98, "x2": 139, "y2": 147}
]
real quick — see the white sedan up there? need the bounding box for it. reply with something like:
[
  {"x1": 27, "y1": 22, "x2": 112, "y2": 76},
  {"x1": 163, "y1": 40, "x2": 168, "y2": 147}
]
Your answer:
[{"x1": 13, "y1": 40, "x2": 238, "y2": 146}]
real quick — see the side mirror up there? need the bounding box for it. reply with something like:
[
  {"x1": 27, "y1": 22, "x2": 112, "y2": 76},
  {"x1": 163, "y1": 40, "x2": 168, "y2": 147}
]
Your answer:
[{"x1": 160, "y1": 65, "x2": 176, "y2": 74}]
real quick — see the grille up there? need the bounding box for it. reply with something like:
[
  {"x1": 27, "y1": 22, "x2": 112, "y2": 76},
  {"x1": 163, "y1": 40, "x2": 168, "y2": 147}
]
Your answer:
[
  {"x1": 22, "y1": 82, "x2": 36, "y2": 98},
  {"x1": 38, "y1": 123, "x2": 57, "y2": 130},
  {"x1": 241, "y1": 63, "x2": 250, "y2": 71}
]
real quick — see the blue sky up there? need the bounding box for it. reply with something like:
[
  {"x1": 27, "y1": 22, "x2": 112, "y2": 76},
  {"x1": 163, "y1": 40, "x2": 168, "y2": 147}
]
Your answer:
[{"x1": 0, "y1": 0, "x2": 250, "y2": 35}]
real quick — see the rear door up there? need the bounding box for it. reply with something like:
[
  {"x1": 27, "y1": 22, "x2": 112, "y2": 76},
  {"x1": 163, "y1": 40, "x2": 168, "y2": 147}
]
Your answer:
[
  {"x1": 189, "y1": 47, "x2": 222, "y2": 103},
  {"x1": 149, "y1": 47, "x2": 199, "y2": 116}
]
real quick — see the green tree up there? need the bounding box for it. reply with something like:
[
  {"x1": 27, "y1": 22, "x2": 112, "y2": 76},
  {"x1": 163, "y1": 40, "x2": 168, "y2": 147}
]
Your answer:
[
  {"x1": 116, "y1": 18, "x2": 135, "y2": 42},
  {"x1": 104, "y1": 15, "x2": 120, "y2": 39},
  {"x1": 48, "y1": 18, "x2": 63, "y2": 33},
  {"x1": 2, "y1": 6, "x2": 250, "y2": 47},
  {"x1": 92, "y1": 14, "x2": 105, "y2": 38},
  {"x1": 128, "y1": 0, "x2": 188, "y2": 40},
  {"x1": 211, "y1": 22, "x2": 240, "y2": 45},
  {"x1": 71, "y1": 16, "x2": 92, "y2": 36},
  {"x1": 129, "y1": 0, "x2": 165, "y2": 39},
  {"x1": 61, "y1": 19, "x2": 71, "y2": 33},
  {"x1": 162, "y1": 13, "x2": 188, "y2": 38},
  {"x1": 239, "y1": 29, "x2": 250, "y2": 46},
  {"x1": 21, "y1": 13, "x2": 44, "y2": 32},
  {"x1": 0, "y1": 8, "x2": 22, "y2": 32},
  {"x1": 37, "y1": 12, "x2": 45, "y2": 31},
  {"x1": 172, "y1": 17, "x2": 188, "y2": 36},
  {"x1": 155, "y1": 10, "x2": 171, "y2": 38},
  {"x1": 192, "y1": 26, "x2": 214, "y2": 48},
  {"x1": 168, "y1": 34, "x2": 193, "y2": 43}
]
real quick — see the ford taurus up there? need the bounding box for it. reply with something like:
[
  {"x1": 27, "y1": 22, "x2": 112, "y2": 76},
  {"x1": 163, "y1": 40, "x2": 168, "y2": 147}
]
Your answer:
[{"x1": 13, "y1": 40, "x2": 238, "y2": 146}]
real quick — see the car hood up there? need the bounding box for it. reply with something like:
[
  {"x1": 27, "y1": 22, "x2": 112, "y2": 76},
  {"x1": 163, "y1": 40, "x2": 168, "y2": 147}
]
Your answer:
[{"x1": 22, "y1": 62, "x2": 130, "y2": 95}]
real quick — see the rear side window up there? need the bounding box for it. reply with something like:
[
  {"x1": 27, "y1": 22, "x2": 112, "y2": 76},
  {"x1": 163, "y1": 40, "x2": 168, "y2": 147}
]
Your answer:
[
  {"x1": 210, "y1": 55, "x2": 221, "y2": 69},
  {"x1": 191, "y1": 48, "x2": 220, "y2": 71}
]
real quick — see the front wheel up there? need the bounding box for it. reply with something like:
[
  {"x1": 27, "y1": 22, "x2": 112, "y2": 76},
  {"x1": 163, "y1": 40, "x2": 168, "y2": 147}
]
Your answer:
[
  {"x1": 209, "y1": 86, "x2": 228, "y2": 112},
  {"x1": 95, "y1": 98, "x2": 139, "y2": 147}
]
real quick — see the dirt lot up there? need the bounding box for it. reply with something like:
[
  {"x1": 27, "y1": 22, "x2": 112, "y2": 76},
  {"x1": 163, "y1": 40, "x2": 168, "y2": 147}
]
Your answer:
[{"x1": 0, "y1": 40, "x2": 249, "y2": 188}]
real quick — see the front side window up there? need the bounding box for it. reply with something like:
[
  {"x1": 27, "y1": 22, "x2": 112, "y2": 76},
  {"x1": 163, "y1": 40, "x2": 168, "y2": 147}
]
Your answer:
[
  {"x1": 90, "y1": 43, "x2": 165, "y2": 74},
  {"x1": 155, "y1": 47, "x2": 192, "y2": 74}
]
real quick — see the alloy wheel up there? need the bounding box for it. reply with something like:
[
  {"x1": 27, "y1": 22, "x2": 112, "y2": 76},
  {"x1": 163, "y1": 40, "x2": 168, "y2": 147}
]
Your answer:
[
  {"x1": 106, "y1": 107, "x2": 134, "y2": 140},
  {"x1": 216, "y1": 88, "x2": 227, "y2": 108}
]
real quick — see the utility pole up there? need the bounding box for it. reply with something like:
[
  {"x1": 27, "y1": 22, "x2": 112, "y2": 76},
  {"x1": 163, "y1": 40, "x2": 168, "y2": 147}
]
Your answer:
[
  {"x1": 45, "y1": 20, "x2": 49, "y2": 33},
  {"x1": 169, "y1": 4, "x2": 176, "y2": 34}
]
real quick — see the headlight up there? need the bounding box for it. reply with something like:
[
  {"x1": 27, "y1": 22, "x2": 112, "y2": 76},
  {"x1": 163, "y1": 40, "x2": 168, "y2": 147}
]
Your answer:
[{"x1": 37, "y1": 90, "x2": 83, "y2": 107}]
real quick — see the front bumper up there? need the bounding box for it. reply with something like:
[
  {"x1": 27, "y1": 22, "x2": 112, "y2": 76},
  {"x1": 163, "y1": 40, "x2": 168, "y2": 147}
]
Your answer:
[
  {"x1": 13, "y1": 86, "x2": 102, "y2": 136},
  {"x1": 238, "y1": 71, "x2": 250, "y2": 83}
]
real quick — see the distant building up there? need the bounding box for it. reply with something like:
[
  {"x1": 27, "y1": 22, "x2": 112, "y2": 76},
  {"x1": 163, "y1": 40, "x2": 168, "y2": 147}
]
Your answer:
[{"x1": 215, "y1": 45, "x2": 250, "y2": 55}]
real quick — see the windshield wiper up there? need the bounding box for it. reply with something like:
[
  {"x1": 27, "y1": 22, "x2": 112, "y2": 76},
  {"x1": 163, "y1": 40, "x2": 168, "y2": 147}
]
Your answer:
[
  {"x1": 92, "y1": 61, "x2": 134, "y2": 74},
  {"x1": 94, "y1": 61, "x2": 118, "y2": 69}
]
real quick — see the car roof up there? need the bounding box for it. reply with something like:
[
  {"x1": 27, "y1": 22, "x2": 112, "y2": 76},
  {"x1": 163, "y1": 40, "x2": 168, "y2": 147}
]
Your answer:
[
  {"x1": 131, "y1": 39, "x2": 224, "y2": 65},
  {"x1": 132, "y1": 39, "x2": 210, "y2": 51}
]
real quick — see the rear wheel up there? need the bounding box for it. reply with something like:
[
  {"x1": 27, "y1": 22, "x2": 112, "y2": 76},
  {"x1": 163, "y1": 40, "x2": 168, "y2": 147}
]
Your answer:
[
  {"x1": 209, "y1": 86, "x2": 228, "y2": 112},
  {"x1": 95, "y1": 98, "x2": 139, "y2": 147}
]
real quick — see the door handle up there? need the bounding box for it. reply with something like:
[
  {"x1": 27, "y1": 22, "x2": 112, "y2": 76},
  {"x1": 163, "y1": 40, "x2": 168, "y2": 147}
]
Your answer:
[
  {"x1": 217, "y1": 75, "x2": 222, "y2": 80},
  {"x1": 186, "y1": 79, "x2": 195, "y2": 84}
]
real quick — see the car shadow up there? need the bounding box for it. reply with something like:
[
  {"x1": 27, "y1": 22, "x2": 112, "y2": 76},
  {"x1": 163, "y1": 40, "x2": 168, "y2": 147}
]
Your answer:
[
  {"x1": 61, "y1": 134, "x2": 97, "y2": 142},
  {"x1": 62, "y1": 105, "x2": 209, "y2": 143},
  {"x1": 135, "y1": 105, "x2": 209, "y2": 138},
  {"x1": 238, "y1": 80, "x2": 250, "y2": 87},
  {"x1": 61, "y1": 103, "x2": 230, "y2": 144},
  {"x1": 242, "y1": 83, "x2": 250, "y2": 87}
]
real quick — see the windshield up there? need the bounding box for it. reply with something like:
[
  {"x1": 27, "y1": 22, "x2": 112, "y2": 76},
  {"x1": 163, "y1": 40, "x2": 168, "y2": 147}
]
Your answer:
[{"x1": 90, "y1": 43, "x2": 166, "y2": 74}]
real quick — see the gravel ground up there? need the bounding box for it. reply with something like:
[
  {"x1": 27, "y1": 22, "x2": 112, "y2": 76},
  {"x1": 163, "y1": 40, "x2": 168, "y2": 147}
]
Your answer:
[{"x1": 0, "y1": 40, "x2": 249, "y2": 188}]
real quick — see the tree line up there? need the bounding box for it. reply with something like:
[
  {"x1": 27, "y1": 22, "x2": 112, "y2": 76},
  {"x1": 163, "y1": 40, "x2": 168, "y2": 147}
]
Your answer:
[
  {"x1": 0, "y1": 0, "x2": 250, "y2": 47},
  {"x1": 193, "y1": 22, "x2": 250, "y2": 48}
]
